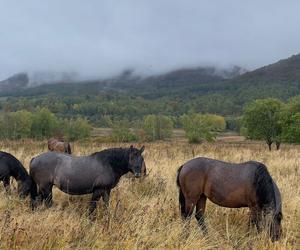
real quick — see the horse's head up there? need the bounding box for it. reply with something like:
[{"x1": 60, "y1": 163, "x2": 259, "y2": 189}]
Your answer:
[
  {"x1": 128, "y1": 145, "x2": 145, "y2": 178},
  {"x1": 270, "y1": 210, "x2": 283, "y2": 241},
  {"x1": 17, "y1": 178, "x2": 32, "y2": 198}
]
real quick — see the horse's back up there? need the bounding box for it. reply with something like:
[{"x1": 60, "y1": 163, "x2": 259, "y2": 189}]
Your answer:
[{"x1": 180, "y1": 157, "x2": 258, "y2": 178}]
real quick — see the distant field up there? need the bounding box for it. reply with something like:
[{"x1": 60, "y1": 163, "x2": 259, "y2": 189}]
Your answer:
[
  {"x1": 92, "y1": 127, "x2": 247, "y2": 143},
  {"x1": 0, "y1": 140, "x2": 299, "y2": 249}
]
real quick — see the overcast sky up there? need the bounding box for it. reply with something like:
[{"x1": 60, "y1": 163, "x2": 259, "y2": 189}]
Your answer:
[{"x1": 0, "y1": 0, "x2": 300, "y2": 79}]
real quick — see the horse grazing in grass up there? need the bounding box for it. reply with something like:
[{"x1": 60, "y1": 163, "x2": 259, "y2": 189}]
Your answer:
[
  {"x1": 30, "y1": 145, "x2": 145, "y2": 214},
  {"x1": 0, "y1": 151, "x2": 32, "y2": 197},
  {"x1": 48, "y1": 138, "x2": 72, "y2": 154},
  {"x1": 177, "y1": 157, "x2": 282, "y2": 241}
]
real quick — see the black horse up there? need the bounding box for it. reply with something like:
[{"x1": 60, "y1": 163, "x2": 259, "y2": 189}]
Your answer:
[
  {"x1": 0, "y1": 151, "x2": 32, "y2": 197},
  {"x1": 30, "y1": 145, "x2": 145, "y2": 214}
]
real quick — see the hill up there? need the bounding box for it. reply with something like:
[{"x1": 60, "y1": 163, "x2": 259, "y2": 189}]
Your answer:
[
  {"x1": 0, "y1": 73, "x2": 29, "y2": 92},
  {"x1": 0, "y1": 53, "x2": 300, "y2": 124}
]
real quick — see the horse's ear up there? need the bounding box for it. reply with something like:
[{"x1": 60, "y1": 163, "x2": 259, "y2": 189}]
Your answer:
[{"x1": 140, "y1": 145, "x2": 145, "y2": 153}]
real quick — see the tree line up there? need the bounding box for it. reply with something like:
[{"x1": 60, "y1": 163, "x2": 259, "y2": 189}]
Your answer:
[
  {"x1": 107, "y1": 114, "x2": 226, "y2": 143},
  {"x1": 0, "y1": 108, "x2": 91, "y2": 141},
  {"x1": 0, "y1": 107, "x2": 227, "y2": 143},
  {"x1": 3, "y1": 95, "x2": 300, "y2": 146}
]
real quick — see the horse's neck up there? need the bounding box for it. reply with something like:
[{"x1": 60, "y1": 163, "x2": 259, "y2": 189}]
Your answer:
[
  {"x1": 10, "y1": 162, "x2": 29, "y2": 181},
  {"x1": 106, "y1": 150, "x2": 130, "y2": 176}
]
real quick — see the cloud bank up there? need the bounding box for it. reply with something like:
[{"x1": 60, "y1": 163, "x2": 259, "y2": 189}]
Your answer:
[{"x1": 0, "y1": 0, "x2": 300, "y2": 79}]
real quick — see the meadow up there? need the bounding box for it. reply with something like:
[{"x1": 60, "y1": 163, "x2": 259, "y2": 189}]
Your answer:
[{"x1": 0, "y1": 140, "x2": 299, "y2": 249}]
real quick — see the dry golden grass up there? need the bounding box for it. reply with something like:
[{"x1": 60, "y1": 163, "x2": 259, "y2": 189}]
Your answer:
[{"x1": 0, "y1": 140, "x2": 299, "y2": 249}]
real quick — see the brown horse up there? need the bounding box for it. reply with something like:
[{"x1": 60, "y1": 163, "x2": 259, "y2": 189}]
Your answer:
[
  {"x1": 48, "y1": 138, "x2": 72, "y2": 154},
  {"x1": 177, "y1": 157, "x2": 282, "y2": 241}
]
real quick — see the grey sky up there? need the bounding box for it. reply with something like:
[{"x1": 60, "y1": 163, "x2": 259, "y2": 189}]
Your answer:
[{"x1": 0, "y1": 0, "x2": 300, "y2": 79}]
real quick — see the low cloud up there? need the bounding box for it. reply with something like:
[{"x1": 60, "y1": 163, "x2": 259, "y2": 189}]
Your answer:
[{"x1": 0, "y1": 0, "x2": 300, "y2": 79}]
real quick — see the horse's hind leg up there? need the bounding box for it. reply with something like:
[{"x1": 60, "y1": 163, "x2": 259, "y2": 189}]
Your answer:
[
  {"x1": 195, "y1": 195, "x2": 207, "y2": 233},
  {"x1": 183, "y1": 199, "x2": 196, "y2": 219},
  {"x1": 102, "y1": 189, "x2": 111, "y2": 210},
  {"x1": 40, "y1": 184, "x2": 53, "y2": 208}
]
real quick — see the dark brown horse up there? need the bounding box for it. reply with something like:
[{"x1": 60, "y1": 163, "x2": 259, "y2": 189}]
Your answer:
[
  {"x1": 177, "y1": 157, "x2": 282, "y2": 241},
  {"x1": 48, "y1": 138, "x2": 71, "y2": 154}
]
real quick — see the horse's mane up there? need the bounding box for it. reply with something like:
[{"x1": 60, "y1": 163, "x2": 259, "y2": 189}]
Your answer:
[
  {"x1": 90, "y1": 148, "x2": 129, "y2": 158},
  {"x1": 254, "y1": 163, "x2": 276, "y2": 212},
  {"x1": 91, "y1": 148, "x2": 131, "y2": 172}
]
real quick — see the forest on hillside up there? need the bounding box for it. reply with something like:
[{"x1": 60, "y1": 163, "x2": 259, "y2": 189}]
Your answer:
[{"x1": 1, "y1": 54, "x2": 300, "y2": 127}]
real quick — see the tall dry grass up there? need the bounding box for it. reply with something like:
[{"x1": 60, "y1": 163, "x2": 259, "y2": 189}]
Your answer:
[{"x1": 0, "y1": 140, "x2": 299, "y2": 249}]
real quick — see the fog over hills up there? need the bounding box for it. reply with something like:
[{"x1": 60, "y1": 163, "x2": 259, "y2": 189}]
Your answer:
[
  {"x1": 1, "y1": 53, "x2": 300, "y2": 122},
  {"x1": 0, "y1": 65, "x2": 247, "y2": 94}
]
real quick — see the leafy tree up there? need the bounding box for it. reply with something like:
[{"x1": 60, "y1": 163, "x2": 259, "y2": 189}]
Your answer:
[
  {"x1": 280, "y1": 96, "x2": 300, "y2": 143},
  {"x1": 225, "y1": 116, "x2": 242, "y2": 131},
  {"x1": 180, "y1": 113, "x2": 218, "y2": 143},
  {"x1": 65, "y1": 117, "x2": 92, "y2": 141},
  {"x1": 142, "y1": 115, "x2": 173, "y2": 141},
  {"x1": 0, "y1": 110, "x2": 33, "y2": 139},
  {"x1": 31, "y1": 108, "x2": 59, "y2": 139},
  {"x1": 202, "y1": 114, "x2": 226, "y2": 132},
  {"x1": 243, "y1": 99, "x2": 283, "y2": 150},
  {"x1": 281, "y1": 113, "x2": 300, "y2": 143},
  {"x1": 109, "y1": 118, "x2": 137, "y2": 142}
]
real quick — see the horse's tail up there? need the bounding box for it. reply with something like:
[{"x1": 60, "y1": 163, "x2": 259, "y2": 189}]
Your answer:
[
  {"x1": 29, "y1": 157, "x2": 38, "y2": 210},
  {"x1": 67, "y1": 143, "x2": 72, "y2": 154},
  {"x1": 254, "y1": 163, "x2": 276, "y2": 211},
  {"x1": 177, "y1": 165, "x2": 186, "y2": 217}
]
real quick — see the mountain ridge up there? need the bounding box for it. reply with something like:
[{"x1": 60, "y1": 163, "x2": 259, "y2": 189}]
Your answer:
[{"x1": 1, "y1": 53, "x2": 300, "y2": 121}]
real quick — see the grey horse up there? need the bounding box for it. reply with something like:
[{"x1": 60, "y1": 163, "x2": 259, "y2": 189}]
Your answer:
[{"x1": 30, "y1": 145, "x2": 145, "y2": 214}]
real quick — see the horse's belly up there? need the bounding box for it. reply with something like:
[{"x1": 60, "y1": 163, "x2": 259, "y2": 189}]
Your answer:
[
  {"x1": 208, "y1": 187, "x2": 249, "y2": 208},
  {"x1": 58, "y1": 184, "x2": 93, "y2": 195},
  {"x1": 54, "y1": 177, "x2": 94, "y2": 195},
  {"x1": 209, "y1": 197, "x2": 248, "y2": 208}
]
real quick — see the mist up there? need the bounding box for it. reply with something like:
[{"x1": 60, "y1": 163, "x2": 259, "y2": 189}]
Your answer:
[{"x1": 1, "y1": 0, "x2": 300, "y2": 80}]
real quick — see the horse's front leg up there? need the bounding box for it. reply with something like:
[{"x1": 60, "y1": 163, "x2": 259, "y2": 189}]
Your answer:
[
  {"x1": 249, "y1": 208, "x2": 262, "y2": 232},
  {"x1": 89, "y1": 188, "x2": 102, "y2": 216},
  {"x1": 102, "y1": 189, "x2": 111, "y2": 209},
  {"x1": 3, "y1": 176, "x2": 10, "y2": 193}
]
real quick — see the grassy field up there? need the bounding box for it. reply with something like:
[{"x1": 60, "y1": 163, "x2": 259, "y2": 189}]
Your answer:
[{"x1": 0, "y1": 140, "x2": 299, "y2": 249}]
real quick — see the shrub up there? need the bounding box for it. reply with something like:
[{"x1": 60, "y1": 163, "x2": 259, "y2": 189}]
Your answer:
[
  {"x1": 65, "y1": 117, "x2": 92, "y2": 141},
  {"x1": 111, "y1": 119, "x2": 138, "y2": 142},
  {"x1": 180, "y1": 114, "x2": 216, "y2": 143},
  {"x1": 31, "y1": 108, "x2": 59, "y2": 139},
  {"x1": 0, "y1": 110, "x2": 33, "y2": 139},
  {"x1": 142, "y1": 115, "x2": 173, "y2": 141}
]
